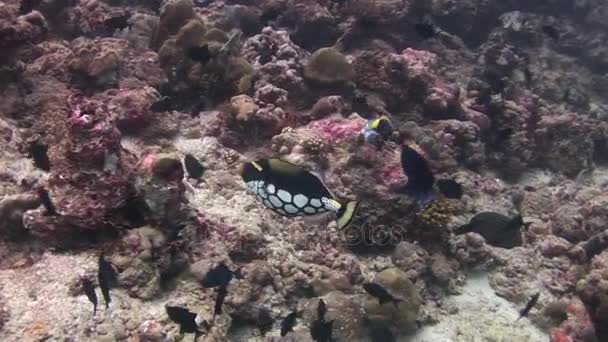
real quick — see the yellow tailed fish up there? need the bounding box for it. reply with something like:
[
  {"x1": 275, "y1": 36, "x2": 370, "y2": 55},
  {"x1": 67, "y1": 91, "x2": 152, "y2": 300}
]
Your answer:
[{"x1": 241, "y1": 158, "x2": 358, "y2": 229}]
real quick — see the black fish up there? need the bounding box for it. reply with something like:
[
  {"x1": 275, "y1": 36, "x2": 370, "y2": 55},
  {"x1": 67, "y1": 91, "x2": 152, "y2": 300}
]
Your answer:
[
  {"x1": 19, "y1": 0, "x2": 41, "y2": 15},
  {"x1": 29, "y1": 141, "x2": 50, "y2": 171},
  {"x1": 37, "y1": 187, "x2": 56, "y2": 216},
  {"x1": 368, "y1": 320, "x2": 395, "y2": 342},
  {"x1": 436, "y1": 179, "x2": 463, "y2": 199},
  {"x1": 213, "y1": 285, "x2": 228, "y2": 319},
  {"x1": 256, "y1": 307, "x2": 274, "y2": 336},
  {"x1": 414, "y1": 22, "x2": 437, "y2": 39},
  {"x1": 82, "y1": 277, "x2": 98, "y2": 316},
  {"x1": 310, "y1": 319, "x2": 334, "y2": 342},
  {"x1": 280, "y1": 311, "x2": 298, "y2": 336},
  {"x1": 104, "y1": 14, "x2": 130, "y2": 31},
  {"x1": 517, "y1": 292, "x2": 540, "y2": 320},
  {"x1": 150, "y1": 96, "x2": 175, "y2": 113},
  {"x1": 363, "y1": 283, "x2": 402, "y2": 309},
  {"x1": 400, "y1": 145, "x2": 435, "y2": 195},
  {"x1": 166, "y1": 305, "x2": 203, "y2": 335},
  {"x1": 98, "y1": 255, "x2": 118, "y2": 309},
  {"x1": 541, "y1": 25, "x2": 559, "y2": 41},
  {"x1": 317, "y1": 299, "x2": 327, "y2": 321},
  {"x1": 201, "y1": 263, "x2": 242, "y2": 288},
  {"x1": 184, "y1": 154, "x2": 205, "y2": 179},
  {"x1": 187, "y1": 45, "x2": 211, "y2": 64},
  {"x1": 456, "y1": 212, "x2": 524, "y2": 249}
]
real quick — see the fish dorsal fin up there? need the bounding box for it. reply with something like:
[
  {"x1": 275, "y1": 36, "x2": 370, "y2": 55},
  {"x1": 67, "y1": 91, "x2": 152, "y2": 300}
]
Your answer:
[{"x1": 267, "y1": 158, "x2": 304, "y2": 176}]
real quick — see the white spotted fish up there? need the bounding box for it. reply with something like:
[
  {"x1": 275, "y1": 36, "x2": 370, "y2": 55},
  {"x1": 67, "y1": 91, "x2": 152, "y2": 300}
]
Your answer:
[{"x1": 241, "y1": 159, "x2": 358, "y2": 229}]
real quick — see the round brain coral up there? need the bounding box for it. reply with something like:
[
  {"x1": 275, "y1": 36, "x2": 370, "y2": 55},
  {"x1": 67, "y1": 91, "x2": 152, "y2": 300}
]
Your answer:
[{"x1": 304, "y1": 47, "x2": 355, "y2": 85}]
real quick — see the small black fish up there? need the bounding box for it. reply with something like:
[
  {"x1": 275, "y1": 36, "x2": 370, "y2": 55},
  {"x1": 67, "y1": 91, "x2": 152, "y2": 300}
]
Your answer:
[
  {"x1": 37, "y1": 187, "x2": 56, "y2": 216},
  {"x1": 187, "y1": 45, "x2": 211, "y2": 64},
  {"x1": 541, "y1": 25, "x2": 559, "y2": 41},
  {"x1": 363, "y1": 283, "x2": 402, "y2": 309},
  {"x1": 517, "y1": 292, "x2": 540, "y2": 320},
  {"x1": 29, "y1": 141, "x2": 50, "y2": 171},
  {"x1": 166, "y1": 305, "x2": 201, "y2": 334},
  {"x1": 400, "y1": 145, "x2": 435, "y2": 195},
  {"x1": 280, "y1": 311, "x2": 298, "y2": 336},
  {"x1": 436, "y1": 179, "x2": 463, "y2": 199},
  {"x1": 213, "y1": 285, "x2": 228, "y2": 319},
  {"x1": 82, "y1": 277, "x2": 98, "y2": 316},
  {"x1": 184, "y1": 154, "x2": 205, "y2": 179},
  {"x1": 317, "y1": 299, "x2": 327, "y2": 321},
  {"x1": 456, "y1": 212, "x2": 524, "y2": 249},
  {"x1": 310, "y1": 319, "x2": 334, "y2": 342},
  {"x1": 104, "y1": 14, "x2": 130, "y2": 31},
  {"x1": 150, "y1": 96, "x2": 175, "y2": 113},
  {"x1": 414, "y1": 22, "x2": 437, "y2": 39},
  {"x1": 98, "y1": 255, "x2": 118, "y2": 309},
  {"x1": 201, "y1": 263, "x2": 242, "y2": 288},
  {"x1": 19, "y1": 0, "x2": 41, "y2": 15},
  {"x1": 256, "y1": 307, "x2": 274, "y2": 336}
]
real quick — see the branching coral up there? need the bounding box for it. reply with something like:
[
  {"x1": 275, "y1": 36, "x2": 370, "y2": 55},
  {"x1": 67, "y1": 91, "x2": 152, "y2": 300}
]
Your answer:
[{"x1": 417, "y1": 198, "x2": 456, "y2": 228}]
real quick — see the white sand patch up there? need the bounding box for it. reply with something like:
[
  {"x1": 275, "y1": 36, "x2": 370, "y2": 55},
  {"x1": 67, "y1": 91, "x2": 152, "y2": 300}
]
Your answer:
[{"x1": 406, "y1": 272, "x2": 549, "y2": 342}]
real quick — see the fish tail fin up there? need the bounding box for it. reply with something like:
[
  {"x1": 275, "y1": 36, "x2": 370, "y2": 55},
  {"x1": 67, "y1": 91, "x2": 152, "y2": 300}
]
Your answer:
[
  {"x1": 336, "y1": 201, "x2": 358, "y2": 230},
  {"x1": 510, "y1": 214, "x2": 524, "y2": 229}
]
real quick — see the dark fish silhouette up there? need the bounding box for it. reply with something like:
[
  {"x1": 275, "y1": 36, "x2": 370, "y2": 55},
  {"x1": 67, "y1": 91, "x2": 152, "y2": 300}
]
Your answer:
[
  {"x1": 166, "y1": 305, "x2": 203, "y2": 335},
  {"x1": 37, "y1": 187, "x2": 56, "y2": 216},
  {"x1": 541, "y1": 25, "x2": 559, "y2": 41},
  {"x1": 98, "y1": 255, "x2": 118, "y2": 309},
  {"x1": 310, "y1": 298, "x2": 333, "y2": 341},
  {"x1": 517, "y1": 292, "x2": 540, "y2": 320},
  {"x1": 29, "y1": 141, "x2": 50, "y2": 171},
  {"x1": 436, "y1": 179, "x2": 463, "y2": 199},
  {"x1": 150, "y1": 96, "x2": 175, "y2": 113},
  {"x1": 82, "y1": 277, "x2": 98, "y2": 316},
  {"x1": 184, "y1": 154, "x2": 205, "y2": 179},
  {"x1": 400, "y1": 145, "x2": 435, "y2": 196},
  {"x1": 280, "y1": 311, "x2": 298, "y2": 336},
  {"x1": 363, "y1": 283, "x2": 402, "y2": 309},
  {"x1": 201, "y1": 263, "x2": 242, "y2": 288},
  {"x1": 310, "y1": 318, "x2": 334, "y2": 342},
  {"x1": 317, "y1": 299, "x2": 327, "y2": 321},
  {"x1": 256, "y1": 307, "x2": 274, "y2": 336},
  {"x1": 213, "y1": 285, "x2": 228, "y2": 319},
  {"x1": 187, "y1": 45, "x2": 211, "y2": 64},
  {"x1": 456, "y1": 212, "x2": 524, "y2": 249},
  {"x1": 19, "y1": 0, "x2": 41, "y2": 15},
  {"x1": 414, "y1": 22, "x2": 437, "y2": 39},
  {"x1": 104, "y1": 14, "x2": 130, "y2": 31}
]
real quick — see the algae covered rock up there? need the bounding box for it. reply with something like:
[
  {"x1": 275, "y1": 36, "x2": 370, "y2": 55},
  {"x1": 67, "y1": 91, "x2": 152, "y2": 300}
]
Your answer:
[
  {"x1": 230, "y1": 94, "x2": 258, "y2": 121},
  {"x1": 304, "y1": 47, "x2": 355, "y2": 85},
  {"x1": 364, "y1": 267, "x2": 421, "y2": 332}
]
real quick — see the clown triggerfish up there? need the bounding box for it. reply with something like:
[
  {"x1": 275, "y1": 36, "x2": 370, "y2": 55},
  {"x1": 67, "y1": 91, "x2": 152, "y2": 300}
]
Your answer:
[{"x1": 241, "y1": 158, "x2": 358, "y2": 230}]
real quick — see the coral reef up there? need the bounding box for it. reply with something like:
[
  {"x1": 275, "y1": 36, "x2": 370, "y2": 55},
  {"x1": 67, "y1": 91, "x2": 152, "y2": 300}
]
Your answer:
[{"x1": 1, "y1": 0, "x2": 608, "y2": 341}]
